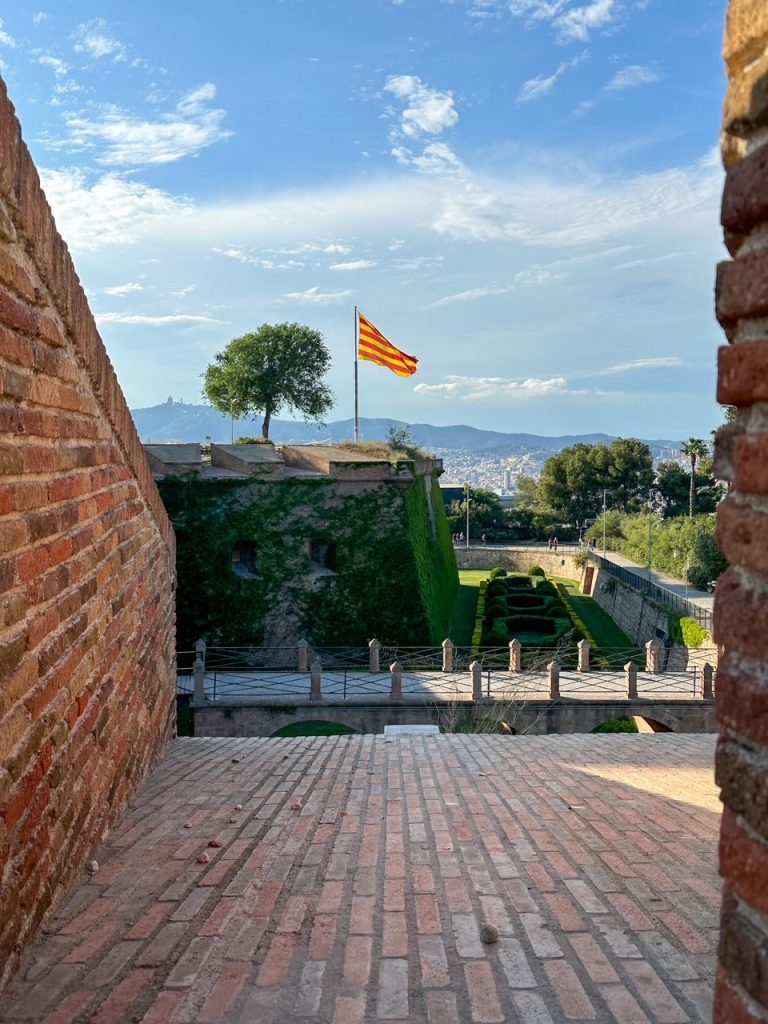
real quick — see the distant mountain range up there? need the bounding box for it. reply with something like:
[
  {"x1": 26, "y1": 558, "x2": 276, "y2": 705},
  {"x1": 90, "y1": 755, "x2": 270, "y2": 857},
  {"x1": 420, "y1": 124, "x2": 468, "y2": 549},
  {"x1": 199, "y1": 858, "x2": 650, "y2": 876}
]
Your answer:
[{"x1": 131, "y1": 401, "x2": 680, "y2": 458}]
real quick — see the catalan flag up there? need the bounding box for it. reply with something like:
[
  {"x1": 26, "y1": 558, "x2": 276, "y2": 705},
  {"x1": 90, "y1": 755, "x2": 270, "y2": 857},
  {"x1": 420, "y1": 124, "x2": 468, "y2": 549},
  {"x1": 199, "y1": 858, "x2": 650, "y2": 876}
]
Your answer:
[{"x1": 358, "y1": 312, "x2": 418, "y2": 378}]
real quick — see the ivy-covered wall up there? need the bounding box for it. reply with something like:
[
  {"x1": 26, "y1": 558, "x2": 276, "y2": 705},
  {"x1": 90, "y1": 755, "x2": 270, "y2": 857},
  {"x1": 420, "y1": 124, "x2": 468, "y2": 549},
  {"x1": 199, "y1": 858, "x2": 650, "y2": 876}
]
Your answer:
[{"x1": 159, "y1": 472, "x2": 458, "y2": 652}]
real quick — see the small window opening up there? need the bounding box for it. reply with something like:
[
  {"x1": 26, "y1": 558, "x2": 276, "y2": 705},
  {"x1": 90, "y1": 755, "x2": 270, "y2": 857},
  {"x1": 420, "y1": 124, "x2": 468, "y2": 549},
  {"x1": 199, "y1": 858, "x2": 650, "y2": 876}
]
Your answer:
[
  {"x1": 309, "y1": 539, "x2": 336, "y2": 572},
  {"x1": 232, "y1": 540, "x2": 258, "y2": 579}
]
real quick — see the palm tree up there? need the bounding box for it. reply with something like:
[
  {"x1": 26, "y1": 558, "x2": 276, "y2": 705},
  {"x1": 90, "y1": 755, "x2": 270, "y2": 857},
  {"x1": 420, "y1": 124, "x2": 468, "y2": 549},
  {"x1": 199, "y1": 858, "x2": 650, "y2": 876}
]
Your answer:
[{"x1": 681, "y1": 438, "x2": 709, "y2": 517}]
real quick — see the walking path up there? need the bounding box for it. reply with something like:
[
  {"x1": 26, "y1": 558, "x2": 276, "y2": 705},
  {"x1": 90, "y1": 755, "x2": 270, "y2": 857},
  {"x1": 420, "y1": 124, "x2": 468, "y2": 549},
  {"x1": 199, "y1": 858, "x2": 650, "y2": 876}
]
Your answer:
[
  {"x1": 599, "y1": 552, "x2": 715, "y2": 614},
  {"x1": 1, "y1": 734, "x2": 720, "y2": 1023}
]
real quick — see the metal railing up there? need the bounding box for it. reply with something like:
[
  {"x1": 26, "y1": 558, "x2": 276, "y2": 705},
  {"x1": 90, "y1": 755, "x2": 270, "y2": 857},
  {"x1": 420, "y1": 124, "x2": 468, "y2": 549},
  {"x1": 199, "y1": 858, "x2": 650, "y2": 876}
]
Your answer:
[{"x1": 587, "y1": 552, "x2": 713, "y2": 631}]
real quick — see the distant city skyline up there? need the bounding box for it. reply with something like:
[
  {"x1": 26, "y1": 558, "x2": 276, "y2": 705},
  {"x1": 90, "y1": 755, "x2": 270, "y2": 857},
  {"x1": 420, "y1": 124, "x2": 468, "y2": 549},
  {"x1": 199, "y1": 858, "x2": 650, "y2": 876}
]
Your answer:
[{"x1": 0, "y1": 0, "x2": 727, "y2": 437}]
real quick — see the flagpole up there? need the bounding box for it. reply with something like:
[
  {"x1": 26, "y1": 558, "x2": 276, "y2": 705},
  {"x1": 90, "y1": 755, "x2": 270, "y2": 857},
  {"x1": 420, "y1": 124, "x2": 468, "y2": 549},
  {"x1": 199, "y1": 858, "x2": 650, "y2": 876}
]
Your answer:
[{"x1": 354, "y1": 306, "x2": 359, "y2": 442}]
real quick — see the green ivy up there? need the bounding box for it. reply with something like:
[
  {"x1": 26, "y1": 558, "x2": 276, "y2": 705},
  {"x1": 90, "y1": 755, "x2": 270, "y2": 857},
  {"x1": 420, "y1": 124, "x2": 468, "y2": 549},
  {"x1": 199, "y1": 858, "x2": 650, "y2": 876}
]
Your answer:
[{"x1": 159, "y1": 471, "x2": 458, "y2": 651}]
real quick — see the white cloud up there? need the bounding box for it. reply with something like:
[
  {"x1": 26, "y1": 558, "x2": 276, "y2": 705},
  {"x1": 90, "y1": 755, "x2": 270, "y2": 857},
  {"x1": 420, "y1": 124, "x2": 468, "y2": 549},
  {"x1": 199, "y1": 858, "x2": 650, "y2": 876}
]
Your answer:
[
  {"x1": 96, "y1": 312, "x2": 223, "y2": 326},
  {"x1": 415, "y1": 356, "x2": 683, "y2": 401},
  {"x1": 505, "y1": 0, "x2": 618, "y2": 40},
  {"x1": 73, "y1": 19, "x2": 126, "y2": 61},
  {"x1": 0, "y1": 18, "x2": 16, "y2": 47},
  {"x1": 614, "y1": 251, "x2": 686, "y2": 270},
  {"x1": 429, "y1": 266, "x2": 565, "y2": 306},
  {"x1": 384, "y1": 75, "x2": 458, "y2": 139},
  {"x1": 556, "y1": 0, "x2": 617, "y2": 40},
  {"x1": 104, "y1": 281, "x2": 143, "y2": 296},
  {"x1": 282, "y1": 285, "x2": 352, "y2": 304},
  {"x1": 33, "y1": 12, "x2": 49, "y2": 26},
  {"x1": 517, "y1": 52, "x2": 587, "y2": 104},
  {"x1": 213, "y1": 245, "x2": 304, "y2": 270},
  {"x1": 329, "y1": 259, "x2": 377, "y2": 271},
  {"x1": 605, "y1": 64, "x2": 660, "y2": 92},
  {"x1": 39, "y1": 168, "x2": 192, "y2": 251},
  {"x1": 414, "y1": 375, "x2": 575, "y2": 400},
  {"x1": 392, "y1": 141, "x2": 465, "y2": 174},
  {"x1": 51, "y1": 84, "x2": 231, "y2": 165},
  {"x1": 324, "y1": 243, "x2": 352, "y2": 254},
  {"x1": 36, "y1": 54, "x2": 69, "y2": 77},
  {"x1": 587, "y1": 357, "x2": 682, "y2": 376}
]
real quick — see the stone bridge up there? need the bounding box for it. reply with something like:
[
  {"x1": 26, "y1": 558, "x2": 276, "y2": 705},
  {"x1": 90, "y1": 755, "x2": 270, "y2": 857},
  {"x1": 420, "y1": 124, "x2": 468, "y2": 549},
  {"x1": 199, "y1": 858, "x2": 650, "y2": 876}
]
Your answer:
[{"x1": 191, "y1": 695, "x2": 716, "y2": 737}]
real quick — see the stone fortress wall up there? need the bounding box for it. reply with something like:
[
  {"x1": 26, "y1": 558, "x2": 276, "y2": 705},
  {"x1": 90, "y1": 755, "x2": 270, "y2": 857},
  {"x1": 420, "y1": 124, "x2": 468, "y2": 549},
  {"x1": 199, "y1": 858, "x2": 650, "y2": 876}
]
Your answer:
[{"x1": 0, "y1": 78, "x2": 176, "y2": 986}]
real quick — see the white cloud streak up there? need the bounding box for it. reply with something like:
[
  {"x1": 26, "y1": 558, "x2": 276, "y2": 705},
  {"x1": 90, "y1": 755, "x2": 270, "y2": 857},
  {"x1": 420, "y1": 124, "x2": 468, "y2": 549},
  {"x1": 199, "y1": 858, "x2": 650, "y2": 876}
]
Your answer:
[
  {"x1": 50, "y1": 84, "x2": 231, "y2": 166},
  {"x1": 329, "y1": 259, "x2": 377, "y2": 271},
  {"x1": 104, "y1": 281, "x2": 143, "y2": 296},
  {"x1": 605, "y1": 64, "x2": 660, "y2": 92},
  {"x1": 96, "y1": 312, "x2": 223, "y2": 326},
  {"x1": 282, "y1": 285, "x2": 352, "y2": 304},
  {"x1": 517, "y1": 52, "x2": 587, "y2": 104}
]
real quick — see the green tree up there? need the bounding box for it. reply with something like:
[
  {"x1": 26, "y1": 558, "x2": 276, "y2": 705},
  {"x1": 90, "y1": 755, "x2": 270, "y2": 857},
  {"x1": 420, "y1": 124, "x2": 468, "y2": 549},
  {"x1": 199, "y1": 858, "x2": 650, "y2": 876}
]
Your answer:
[
  {"x1": 203, "y1": 323, "x2": 333, "y2": 439},
  {"x1": 537, "y1": 438, "x2": 653, "y2": 525},
  {"x1": 680, "y1": 438, "x2": 709, "y2": 517},
  {"x1": 447, "y1": 487, "x2": 505, "y2": 537}
]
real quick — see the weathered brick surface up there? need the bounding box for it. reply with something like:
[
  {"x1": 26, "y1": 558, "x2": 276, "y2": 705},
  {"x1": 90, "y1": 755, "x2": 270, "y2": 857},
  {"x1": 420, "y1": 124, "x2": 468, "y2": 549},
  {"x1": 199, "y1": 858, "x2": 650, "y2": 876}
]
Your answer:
[
  {"x1": 718, "y1": 342, "x2": 768, "y2": 404},
  {"x1": 0, "y1": 735, "x2": 721, "y2": 1023},
  {"x1": 716, "y1": 6, "x2": 768, "y2": 1019},
  {"x1": 0, "y1": 74, "x2": 175, "y2": 989}
]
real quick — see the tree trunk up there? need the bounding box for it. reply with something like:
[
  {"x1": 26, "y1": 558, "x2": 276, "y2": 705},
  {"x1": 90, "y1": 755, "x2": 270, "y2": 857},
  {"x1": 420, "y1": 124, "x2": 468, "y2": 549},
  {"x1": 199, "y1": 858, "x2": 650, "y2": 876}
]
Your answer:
[
  {"x1": 689, "y1": 457, "x2": 696, "y2": 517},
  {"x1": 262, "y1": 409, "x2": 271, "y2": 439}
]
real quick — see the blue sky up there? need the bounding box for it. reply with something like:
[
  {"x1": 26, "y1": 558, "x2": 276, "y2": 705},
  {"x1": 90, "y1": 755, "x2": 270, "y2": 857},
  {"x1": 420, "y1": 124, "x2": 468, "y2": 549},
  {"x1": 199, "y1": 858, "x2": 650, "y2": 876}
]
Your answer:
[{"x1": 1, "y1": 0, "x2": 728, "y2": 438}]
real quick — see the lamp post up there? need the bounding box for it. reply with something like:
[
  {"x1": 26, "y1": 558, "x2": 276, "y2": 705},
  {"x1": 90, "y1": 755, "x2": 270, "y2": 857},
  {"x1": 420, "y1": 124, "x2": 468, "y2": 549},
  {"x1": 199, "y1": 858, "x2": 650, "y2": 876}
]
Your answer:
[
  {"x1": 465, "y1": 482, "x2": 470, "y2": 549},
  {"x1": 602, "y1": 489, "x2": 607, "y2": 556},
  {"x1": 647, "y1": 491, "x2": 653, "y2": 580}
]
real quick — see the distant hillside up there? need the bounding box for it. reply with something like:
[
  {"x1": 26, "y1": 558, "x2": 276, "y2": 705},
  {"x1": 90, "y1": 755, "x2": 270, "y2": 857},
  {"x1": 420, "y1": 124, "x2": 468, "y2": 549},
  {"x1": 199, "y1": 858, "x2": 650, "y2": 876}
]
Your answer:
[{"x1": 130, "y1": 401, "x2": 679, "y2": 457}]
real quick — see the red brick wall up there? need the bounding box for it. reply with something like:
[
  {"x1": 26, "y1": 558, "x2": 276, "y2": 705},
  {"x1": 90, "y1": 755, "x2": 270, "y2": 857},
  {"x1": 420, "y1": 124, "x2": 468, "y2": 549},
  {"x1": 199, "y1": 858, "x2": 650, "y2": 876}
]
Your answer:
[
  {"x1": 714, "y1": 2, "x2": 768, "y2": 1020},
  {"x1": 0, "y1": 78, "x2": 176, "y2": 986}
]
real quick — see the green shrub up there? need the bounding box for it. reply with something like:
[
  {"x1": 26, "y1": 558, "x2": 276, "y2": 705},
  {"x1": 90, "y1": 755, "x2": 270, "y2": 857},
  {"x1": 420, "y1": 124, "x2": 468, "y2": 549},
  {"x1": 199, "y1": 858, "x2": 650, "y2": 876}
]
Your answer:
[
  {"x1": 488, "y1": 567, "x2": 508, "y2": 580},
  {"x1": 483, "y1": 626, "x2": 509, "y2": 646},
  {"x1": 527, "y1": 566, "x2": 546, "y2": 577},
  {"x1": 507, "y1": 614, "x2": 558, "y2": 634},
  {"x1": 471, "y1": 581, "x2": 488, "y2": 653},
  {"x1": 533, "y1": 579, "x2": 557, "y2": 596},
  {"x1": 668, "y1": 613, "x2": 710, "y2": 649},
  {"x1": 594, "y1": 717, "x2": 639, "y2": 734},
  {"x1": 486, "y1": 580, "x2": 508, "y2": 598},
  {"x1": 505, "y1": 575, "x2": 533, "y2": 589},
  {"x1": 484, "y1": 600, "x2": 509, "y2": 621}
]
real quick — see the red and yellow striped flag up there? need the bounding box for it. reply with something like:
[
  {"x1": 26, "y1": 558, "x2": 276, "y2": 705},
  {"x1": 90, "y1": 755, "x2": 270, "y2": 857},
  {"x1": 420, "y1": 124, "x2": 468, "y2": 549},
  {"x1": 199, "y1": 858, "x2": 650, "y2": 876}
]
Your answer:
[{"x1": 358, "y1": 312, "x2": 418, "y2": 378}]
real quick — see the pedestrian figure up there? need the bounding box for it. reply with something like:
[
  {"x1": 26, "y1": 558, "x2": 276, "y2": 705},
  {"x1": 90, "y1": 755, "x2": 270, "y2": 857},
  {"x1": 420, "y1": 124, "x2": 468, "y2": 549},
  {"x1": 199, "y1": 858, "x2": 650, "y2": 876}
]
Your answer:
[
  {"x1": 553, "y1": 537, "x2": 558, "y2": 551},
  {"x1": 481, "y1": 533, "x2": 487, "y2": 545}
]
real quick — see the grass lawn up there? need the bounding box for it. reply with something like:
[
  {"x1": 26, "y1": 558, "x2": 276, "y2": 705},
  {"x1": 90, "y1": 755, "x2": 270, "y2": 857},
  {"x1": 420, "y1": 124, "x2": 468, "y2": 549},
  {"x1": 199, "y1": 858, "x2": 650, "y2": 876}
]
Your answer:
[
  {"x1": 272, "y1": 721, "x2": 358, "y2": 737},
  {"x1": 448, "y1": 570, "x2": 489, "y2": 646},
  {"x1": 553, "y1": 576, "x2": 644, "y2": 667}
]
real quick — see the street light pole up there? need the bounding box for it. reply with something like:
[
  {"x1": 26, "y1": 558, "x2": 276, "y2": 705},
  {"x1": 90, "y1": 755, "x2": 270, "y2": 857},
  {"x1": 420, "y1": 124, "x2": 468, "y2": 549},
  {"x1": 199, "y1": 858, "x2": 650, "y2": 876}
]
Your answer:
[
  {"x1": 647, "y1": 491, "x2": 653, "y2": 580},
  {"x1": 465, "y1": 482, "x2": 470, "y2": 549},
  {"x1": 602, "y1": 489, "x2": 607, "y2": 556}
]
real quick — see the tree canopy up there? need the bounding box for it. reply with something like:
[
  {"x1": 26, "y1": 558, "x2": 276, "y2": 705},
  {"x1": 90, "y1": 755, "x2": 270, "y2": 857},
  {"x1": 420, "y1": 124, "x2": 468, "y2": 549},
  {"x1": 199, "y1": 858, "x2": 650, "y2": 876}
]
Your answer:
[
  {"x1": 537, "y1": 439, "x2": 654, "y2": 525},
  {"x1": 202, "y1": 323, "x2": 334, "y2": 439},
  {"x1": 680, "y1": 438, "x2": 710, "y2": 517}
]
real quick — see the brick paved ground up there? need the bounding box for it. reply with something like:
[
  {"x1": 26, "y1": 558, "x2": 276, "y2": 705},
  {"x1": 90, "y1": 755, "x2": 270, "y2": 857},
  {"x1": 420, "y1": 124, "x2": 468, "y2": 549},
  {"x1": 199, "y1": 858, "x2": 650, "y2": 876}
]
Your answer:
[{"x1": 0, "y1": 734, "x2": 720, "y2": 1023}]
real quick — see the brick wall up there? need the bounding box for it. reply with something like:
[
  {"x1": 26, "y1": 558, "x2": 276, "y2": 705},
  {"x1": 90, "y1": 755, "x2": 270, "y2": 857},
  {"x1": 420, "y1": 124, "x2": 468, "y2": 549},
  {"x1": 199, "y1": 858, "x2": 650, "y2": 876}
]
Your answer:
[
  {"x1": 0, "y1": 78, "x2": 176, "y2": 986},
  {"x1": 714, "y1": 3, "x2": 768, "y2": 1020}
]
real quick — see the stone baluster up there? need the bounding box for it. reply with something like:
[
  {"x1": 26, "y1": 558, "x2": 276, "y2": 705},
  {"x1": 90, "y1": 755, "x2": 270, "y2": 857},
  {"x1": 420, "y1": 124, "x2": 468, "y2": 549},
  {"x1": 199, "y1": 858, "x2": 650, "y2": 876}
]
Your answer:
[
  {"x1": 442, "y1": 638, "x2": 454, "y2": 673},
  {"x1": 193, "y1": 655, "x2": 206, "y2": 702},
  {"x1": 645, "y1": 640, "x2": 661, "y2": 674},
  {"x1": 548, "y1": 660, "x2": 560, "y2": 699},
  {"x1": 577, "y1": 639, "x2": 590, "y2": 673},
  {"x1": 369, "y1": 639, "x2": 381, "y2": 674},
  {"x1": 470, "y1": 661, "x2": 483, "y2": 702},
  {"x1": 509, "y1": 639, "x2": 521, "y2": 673},
  {"x1": 625, "y1": 661, "x2": 638, "y2": 700},
  {"x1": 390, "y1": 661, "x2": 403, "y2": 701},
  {"x1": 702, "y1": 663, "x2": 714, "y2": 701},
  {"x1": 297, "y1": 639, "x2": 309, "y2": 673},
  {"x1": 194, "y1": 638, "x2": 207, "y2": 666}
]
